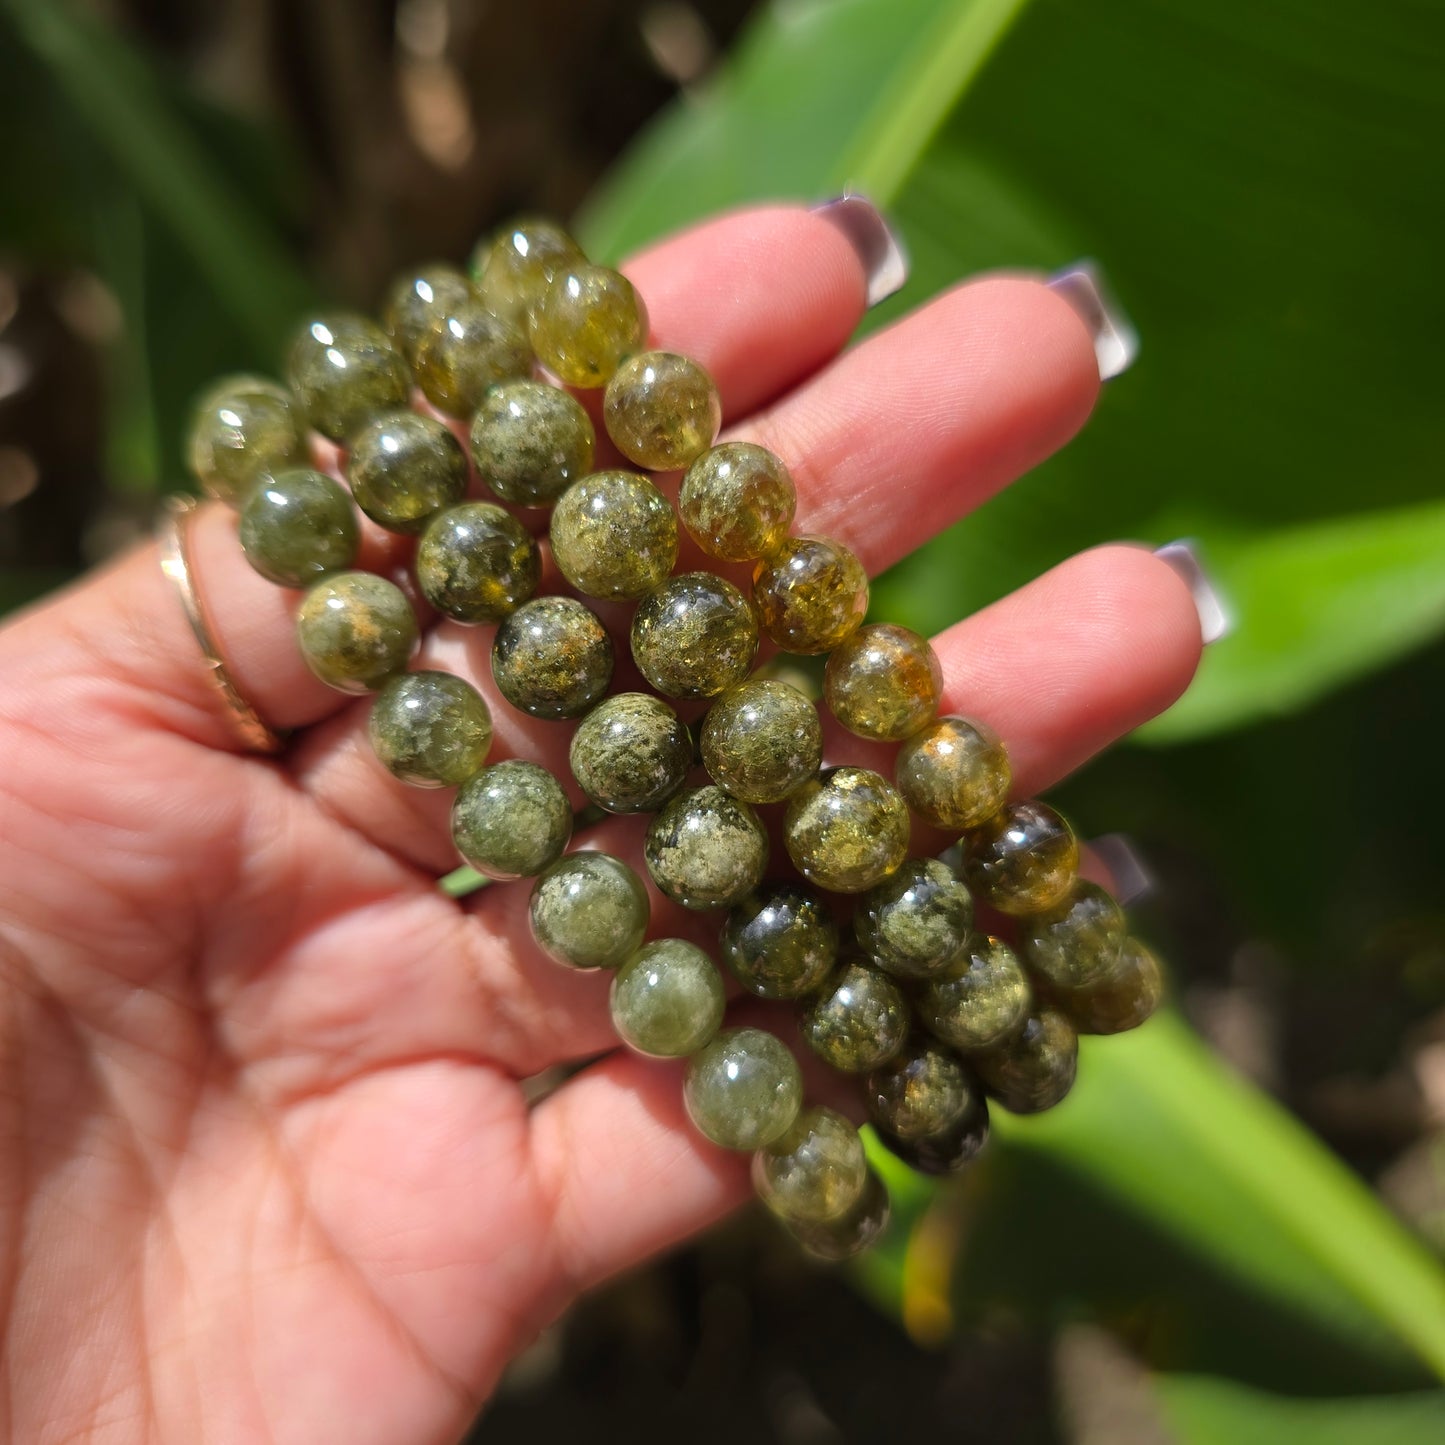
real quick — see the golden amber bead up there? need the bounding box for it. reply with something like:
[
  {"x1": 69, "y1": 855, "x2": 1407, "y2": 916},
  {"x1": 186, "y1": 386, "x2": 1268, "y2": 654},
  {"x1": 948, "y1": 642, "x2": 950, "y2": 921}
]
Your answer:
[
  {"x1": 866, "y1": 1041, "x2": 976, "y2": 1142},
  {"x1": 1021, "y1": 881, "x2": 1126, "y2": 992},
  {"x1": 603, "y1": 351, "x2": 721, "y2": 470},
  {"x1": 1065, "y1": 937, "x2": 1165, "y2": 1035},
  {"x1": 962, "y1": 800, "x2": 1078, "y2": 917},
  {"x1": 824, "y1": 623, "x2": 941, "y2": 742},
  {"x1": 786, "y1": 1170, "x2": 890, "y2": 1261},
  {"x1": 895, "y1": 715, "x2": 1012, "y2": 831},
  {"x1": 753, "y1": 1106, "x2": 868, "y2": 1224},
  {"x1": 783, "y1": 766, "x2": 909, "y2": 894},
  {"x1": 549, "y1": 470, "x2": 678, "y2": 601},
  {"x1": 471, "y1": 215, "x2": 582, "y2": 329},
  {"x1": 530, "y1": 264, "x2": 648, "y2": 388},
  {"x1": 973, "y1": 1009, "x2": 1077, "y2": 1114},
  {"x1": 752, "y1": 536, "x2": 868, "y2": 655},
  {"x1": 680, "y1": 442, "x2": 796, "y2": 563}
]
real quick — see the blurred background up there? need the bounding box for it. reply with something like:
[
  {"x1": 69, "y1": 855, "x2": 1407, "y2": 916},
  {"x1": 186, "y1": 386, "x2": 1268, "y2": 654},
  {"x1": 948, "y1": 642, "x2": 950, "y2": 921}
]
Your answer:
[{"x1": 2, "y1": 0, "x2": 1444, "y2": 1439}]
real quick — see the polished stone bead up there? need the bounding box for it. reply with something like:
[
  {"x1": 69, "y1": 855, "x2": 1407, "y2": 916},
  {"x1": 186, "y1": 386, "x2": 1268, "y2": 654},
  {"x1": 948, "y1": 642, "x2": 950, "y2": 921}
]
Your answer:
[
  {"x1": 684, "y1": 1026, "x2": 803, "y2": 1151},
  {"x1": 569, "y1": 692, "x2": 692, "y2": 814},
  {"x1": 915, "y1": 934, "x2": 1032, "y2": 1053},
  {"x1": 416, "y1": 501, "x2": 541, "y2": 623},
  {"x1": 471, "y1": 216, "x2": 582, "y2": 329},
  {"x1": 382, "y1": 263, "x2": 475, "y2": 361},
  {"x1": 963, "y1": 800, "x2": 1079, "y2": 917},
  {"x1": 866, "y1": 1041, "x2": 976, "y2": 1142},
  {"x1": 720, "y1": 882, "x2": 838, "y2": 999},
  {"x1": 783, "y1": 767, "x2": 910, "y2": 894},
  {"x1": 187, "y1": 374, "x2": 306, "y2": 507},
  {"x1": 787, "y1": 1170, "x2": 890, "y2": 1262},
  {"x1": 1021, "y1": 881, "x2": 1126, "y2": 992},
  {"x1": 413, "y1": 298, "x2": 531, "y2": 418},
  {"x1": 295, "y1": 571, "x2": 418, "y2": 694},
  {"x1": 699, "y1": 678, "x2": 822, "y2": 804},
  {"x1": 973, "y1": 1009, "x2": 1078, "y2": 1114},
  {"x1": 610, "y1": 938, "x2": 726, "y2": 1058},
  {"x1": 451, "y1": 759, "x2": 572, "y2": 881},
  {"x1": 491, "y1": 595, "x2": 613, "y2": 719},
  {"x1": 531, "y1": 264, "x2": 649, "y2": 388},
  {"x1": 239, "y1": 467, "x2": 358, "y2": 587},
  {"x1": 631, "y1": 572, "x2": 759, "y2": 700},
  {"x1": 347, "y1": 410, "x2": 467, "y2": 535},
  {"x1": 895, "y1": 715, "x2": 1012, "y2": 832},
  {"x1": 644, "y1": 786, "x2": 769, "y2": 910},
  {"x1": 529, "y1": 852, "x2": 649, "y2": 971},
  {"x1": 286, "y1": 314, "x2": 410, "y2": 442},
  {"x1": 753, "y1": 1106, "x2": 867, "y2": 1224},
  {"x1": 469, "y1": 380, "x2": 594, "y2": 508},
  {"x1": 368, "y1": 670, "x2": 492, "y2": 787},
  {"x1": 603, "y1": 350, "x2": 721, "y2": 470},
  {"x1": 549, "y1": 470, "x2": 678, "y2": 601},
  {"x1": 874, "y1": 1094, "x2": 989, "y2": 1176},
  {"x1": 1065, "y1": 937, "x2": 1165, "y2": 1035},
  {"x1": 824, "y1": 623, "x2": 941, "y2": 742},
  {"x1": 800, "y1": 960, "x2": 909, "y2": 1074},
  {"x1": 752, "y1": 536, "x2": 869, "y2": 655},
  {"x1": 679, "y1": 442, "x2": 796, "y2": 563},
  {"x1": 855, "y1": 857, "x2": 973, "y2": 980}
]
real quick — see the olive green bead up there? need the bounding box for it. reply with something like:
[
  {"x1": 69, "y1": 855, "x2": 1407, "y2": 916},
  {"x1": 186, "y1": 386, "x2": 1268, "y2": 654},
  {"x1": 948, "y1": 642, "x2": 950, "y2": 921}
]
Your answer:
[
  {"x1": 451, "y1": 760, "x2": 572, "y2": 882},
  {"x1": 416, "y1": 502, "x2": 541, "y2": 624},
  {"x1": 367, "y1": 670, "x2": 492, "y2": 787},
  {"x1": 824, "y1": 623, "x2": 942, "y2": 742},
  {"x1": 874, "y1": 1095, "x2": 989, "y2": 1177},
  {"x1": 866, "y1": 1041, "x2": 976, "y2": 1142},
  {"x1": 854, "y1": 858, "x2": 973, "y2": 981},
  {"x1": 630, "y1": 572, "x2": 759, "y2": 700},
  {"x1": 569, "y1": 692, "x2": 692, "y2": 814},
  {"x1": 720, "y1": 882, "x2": 838, "y2": 1000},
  {"x1": 603, "y1": 350, "x2": 721, "y2": 471},
  {"x1": 915, "y1": 934, "x2": 1032, "y2": 1053},
  {"x1": 699, "y1": 679, "x2": 822, "y2": 805},
  {"x1": 491, "y1": 596, "x2": 613, "y2": 719},
  {"x1": 752, "y1": 536, "x2": 869, "y2": 655},
  {"x1": 753, "y1": 1106, "x2": 867, "y2": 1224},
  {"x1": 286, "y1": 314, "x2": 410, "y2": 443},
  {"x1": 644, "y1": 786, "x2": 768, "y2": 911},
  {"x1": 787, "y1": 1171, "x2": 890, "y2": 1262},
  {"x1": 680, "y1": 442, "x2": 796, "y2": 563},
  {"x1": 1021, "y1": 880, "x2": 1126, "y2": 992},
  {"x1": 684, "y1": 1026, "x2": 803, "y2": 1151},
  {"x1": 973, "y1": 1008, "x2": 1078, "y2": 1114},
  {"x1": 1065, "y1": 937, "x2": 1165, "y2": 1035},
  {"x1": 610, "y1": 939, "x2": 726, "y2": 1058},
  {"x1": 895, "y1": 715, "x2": 1012, "y2": 832},
  {"x1": 347, "y1": 410, "x2": 467, "y2": 535},
  {"x1": 783, "y1": 766, "x2": 910, "y2": 894},
  {"x1": 471, "y1": 215, "x2": 582, "y2": 328},
  {"x1": 530, "y1": 263, "x2": 649, "y2": 388},
  {"x1": 239, "y1": 467, "x2": 359, "y2": 587},
  {"x1": 295, "y1": 571, "x2": 418, "y2": 694},
  {"x1": 549, "y1": 470, "x2": 677, "y2": 601},
  {"x1": 963, "y1": 800, "x2": 1079, "y2": 917},
  {"x1": 529, "y1": 852, "x2": 649, "y2": 971},
  {"x1": 800, "y1": 960, "x2": 909, "y2": 1074},
  {"x1": 382, "y1": 263, "x2": 475, "y2": 361},
  {"x1": 470, "y1": 380, "x2": 595, "y2": 508},
  {"x1": 413, "y1": 298, "x2": 531, "y2": 418},
  {"x1": 186, "y1": 374, "x2": 307, "y2": 507}
]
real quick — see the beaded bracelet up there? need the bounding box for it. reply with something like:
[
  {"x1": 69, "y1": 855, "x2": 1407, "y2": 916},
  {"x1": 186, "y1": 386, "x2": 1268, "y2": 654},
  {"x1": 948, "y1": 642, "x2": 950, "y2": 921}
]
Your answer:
[{"x1": 186, "y1": 215, "x2": 1164, "y2": 1262}]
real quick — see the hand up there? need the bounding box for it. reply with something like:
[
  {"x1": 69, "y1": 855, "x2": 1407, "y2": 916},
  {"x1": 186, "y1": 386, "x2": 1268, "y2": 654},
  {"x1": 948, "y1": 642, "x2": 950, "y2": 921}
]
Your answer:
[{"x1": 0, "y1": 206, "x2": 1203, "y2": 1443}]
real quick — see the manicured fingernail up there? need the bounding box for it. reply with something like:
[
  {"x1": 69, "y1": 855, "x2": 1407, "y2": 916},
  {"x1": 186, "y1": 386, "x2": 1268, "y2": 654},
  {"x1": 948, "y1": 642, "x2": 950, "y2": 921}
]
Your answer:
[
  {"x1": 1048, "y1": 261, "x2": 1138, "y2": 380},
  {"x1": 811, "y1": 193, "x2": 909, "y2": 307},
  {"x1": 1089, "y1": 834, "x2": 1154, "y2": 906},
  {"x1": 1155, "y1": 540, "x2": 1231, "y2": 644}
]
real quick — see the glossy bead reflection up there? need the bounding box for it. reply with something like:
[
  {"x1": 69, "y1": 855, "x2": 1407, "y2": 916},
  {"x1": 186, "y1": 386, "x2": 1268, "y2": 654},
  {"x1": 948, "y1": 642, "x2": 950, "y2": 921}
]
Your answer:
[
  {"x1": 186, "y1": 374, "x2": 306, "y2": 507},
  {"x1": 720, "y1": 882, "x2": 838, "y2": 1000},
  {"x1": 1021, "y1": 881, "x2": 1126, "y2": 992},
  {"x1": 239, "y1": 468, "x2": 358, "y2": 587},
  {"x1": 684, "y1": 1026, "x2": 803, "y2": 1151},
  {"x1": 783, "y1": 766, "x2": 910, "y2": 894},
  {"x1": 973, "y1": 1009, "x2": 1078, "y2": 1114},
  {"x1": 347, "y1": 410, "x2": 467, "y2": 535},
  {"x1": 531, "y1": 264, "x2": 648, "y2": 388},
  {"x1": 915, "y1": 934, "x2": 1032, "y2": 1053},
  {"x1": 491, "y1": 596, "x2": 613, "y2": 719},
  {"x1": 382, "y1": 263, "x2": 475, "y2": 361},
  {"x1": 1065, "y1": 937, "x2": 1165, "y2": 1035},
  {"x1": 604, "y1": 350, "x2": 721, "y2": 470},
  {"x1": 296, "y1": 572, "x2": 418, "y2": 694},
  {"x1": 471, "y1": 215, "x2": 581, "y2": 328},
  {"x1": 470, "y1": 380, "x2": 595, "y2": 508},
  {"x1": 874, "y1": 1093, "x2": 989, "y2": 1176},
  {"x1": 786, "y1": 1171, "x2": 890, "y2": 1262},
  {"x1": 963, "y1": 800, "x2": 1079, "y2": 917},
  {"x1": 286, "y1": 314, "x2": 409, "y2": 442},
  {"x1": 895, "y1": 715, "x2": 1012, "y2": 832},
  {"x1": 530, "y1": 852, "x2": 650, "y2": 971},
  {"x1": 854, "y1": 857, "x2": 973, "y2": 980},
  {"x1": 368, "y1": 670, "x2": 492, "y2": 787},
  {"x1": 610, "y1": 939, "x2": 726, "y2": 1058},
  {"x1": 824, "y1": 623, "x2": 942, "y2": 742},
  {"x1": 866, "y1": 1041, "x2": 976, "y2": 1142},
  {"x1": 699, "y1": 678, "x2": 822, "y2": 804},
  {"x1": 644, "y1": 786, "x2": 769, "y2": 911},
  {"x1": 416, "y1": 502, "x2": 541, "y2": 623},
  {"x1": 752, "y1": 536, "x2": 869, "y2": 655},
  {"x1": 412, "y1": 298, "x2": 530, "y2": 417},
  {"x1": 549, "y1": 470, "x2": 678, "y2": 601},
  {"x1": 569, "y1": 692, "x2": 692, "y2": 814},
  {"x1": 631, "y1": 572, "x2": 759, "y2": 700},
  {"x1": 753, "y1": 1106, "x2": 867, "y2": 1223},
  {"x1": 680, "y1": 442, "x2": 796, "y2": 563},
  {"x1": 800, "y1": 960, "x2": 909, "y2": 1074},
  {"x1": 451, "y1": 759, "x2": 572, "y2": 881}
]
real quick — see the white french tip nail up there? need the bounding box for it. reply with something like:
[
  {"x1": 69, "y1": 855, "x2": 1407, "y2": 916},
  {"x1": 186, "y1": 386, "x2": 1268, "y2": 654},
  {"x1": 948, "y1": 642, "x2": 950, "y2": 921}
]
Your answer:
[
  {"x1": 1154, "y1": 539, "x2": 1232, "y2": 645},
  {"x1": 1089, "y1": 834, "x2": 1155, "y2": 906},
  {"x1": 810, "y1": 193, "x2": 909, "y2": 307},
  {"x1": 1048, "y1": 261, "x2": 1139, "y2": 380}
]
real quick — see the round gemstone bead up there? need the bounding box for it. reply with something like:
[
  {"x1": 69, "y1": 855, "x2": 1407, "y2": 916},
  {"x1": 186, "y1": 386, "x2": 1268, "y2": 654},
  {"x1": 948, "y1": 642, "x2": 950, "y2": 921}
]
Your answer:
[
  {"x1": 786, "y1": 1170, "x2": 890, "y2": 1262},
  {"x1": 684, "y1": 1026, "x2": 803, "y2": 1151},
  {"x1": 296, "y1": 572, "x2": 418, "y2": 694},
  {"x1": 644, "y1": 786, "x2": 769, "y2": 911},
  {"x1": 238, "y1": 467, "x2": 358, "y2": 587},
  {"x1": 529, "y1": 852, "x2": 649, "y2": 971},
  {"x1": 367, "y1": 670, "x2": 492, "y2": 787},
  {"x1": 963, "y1": 800, "x2": 1079, "y2": 917},
  {"x1": 1064, "y1": 937, "x2": 1165, "y2": 1035},
  {"x1": 680, "y1": 442, "x2": 796, "y2": 563},
  {"x1": 603, "y1": 350, "x2": 721, "y2": 470},
  {"x1": 866, "y1": 1041, "x2": 976, "y2": 1142},
  {"x1": 630, "y1": 572, "x2": 759, "y2": 700},
  {"x1": 1021, "y1": 880, "x2": 1126, "y2": 992},
  {"x1": 874, "y1": 1094, "x2": 990, "y2": 1176},
  {"x1": 895, "y1": 715, "x2": 1012, "y2": 832},
  {"x1": 973, "y1": 1009, "x2": 1078, "y2": 1114},
  {"x1": 530, "y1": 264, "x2": 648, "y2": 388},
  {"x1": 610, "y1": 939, "x2": 726, "y2": 1058},
  {"x1": 783, "y1": 766, "x2": 910, "y2": 894},
  {"x1": 381, "y1": 263, "x2": 475, "y2": 361},
  {"x1": 286, "y1": 314, "x2": 410, "y2": 443},
  {"x1": 416, "y1": 501, "x2": 541, "y2": 623},
  {"x1": 854, "y1": 857, "x2": 973, "y2": 980},
  {"x1": 491, "y1": 596, "x2": 613, "y2": 719},
  {"x1": 800, "y1": 960, "x2": 909, "y2": 1074},
  {"x1": 451, "y1": 759, "x2": 572, "y2": 881},
  {"x1": 915, "y1": 934, "x2": 1032, "y2": 1052},
  {"x1": 824, "y1": 623, "x2": 942, "y2": 742},
  {"x1": 346, "y1": 410, "x2": 467, "y2": 535},
  {"x1": 699, "y1": 679, "x2": 822, "y2": 805},
  {"x1": 569, "y1": 692, "x2": 692, "y2": 814},
  {"x1": 720, "y1": 882, "x2": 838, "y2": 1000},
  {"x1": 469, "y1": 380, "x2": 594, "y2": 508},
  {"x1": 412, "y1": 298, "x2": 531, "y2": 418},
  {"x1": 753, "y1": 1106, "x2": 868, "y2": 1224},
  {"x1": 752, "y1": 536, "x2": 869, "y2": 655},
  {"x1": 549, "y1": 470, "x2": 678, "y2": 601},
  {"x1": 471, "y1": 215, "x2": 582, "y2": 328},
  {"x1": 187, "y1": 375, "x2": 306, "y2": 507}
]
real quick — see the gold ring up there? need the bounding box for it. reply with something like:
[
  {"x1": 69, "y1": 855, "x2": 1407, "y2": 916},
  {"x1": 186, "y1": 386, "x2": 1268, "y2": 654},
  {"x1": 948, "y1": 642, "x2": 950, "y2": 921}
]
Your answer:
[{"x1": 158, "y1": 495, "x2": 286, "y2": 754}]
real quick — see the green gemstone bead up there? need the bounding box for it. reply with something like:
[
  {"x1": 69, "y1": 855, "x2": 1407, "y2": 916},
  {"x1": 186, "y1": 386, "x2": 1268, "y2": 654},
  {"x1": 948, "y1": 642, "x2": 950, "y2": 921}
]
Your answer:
[
  {"x1": 752, "y1": 536, "x2": 869, "y2": 655},
  {"x1": 549, "y1": 470, "x2": 677, "y2": 601},
  {"x1": 786, "y1": 1170, "x2": 890, "y2": 1262},
  {"x1": 783, "y1": 766, "x2": 910, "y2": 894},
  {"x1": 382, "y1": 263, "x2": 475, "y2": 362},
  {"x1": 854, "y1": 858, "x2": 973, "y2": 980},
  {"x1": 874, "y1": 1094, "x2": 989, "y2": 1176},
  {"x1": 963, "y1": 801, "x2": 1079, "y2": 917},
  {"x1": 679, "y1": 442, "x2": 796, "y2": 563},
  {"x1": 238, "y1": 467, "x2": 359, "y2": 587},
  {"x1": 644, "y1": 786, "x2": 769, "y2": 911},
  {"x1": 684, "y1": 1026, "x2": 803, "y2": 1151},
  {"x1": 530, "y1": 263, "x2": 648, "y2": 388},
  {"x1": 915, "y1": 934, "x2": 1032, "y2": 1053},
  {"x1": 346, "y1": 410, "x2": 467, "y2": 535},
  {"x1": 603, "y1": 350, "x2": 721, "y2": 470},
  {"x1": 753, "y1": 1106, "x2": 867, "y2": 1224},
  {"x1": 1021, "y1": 880, "x2": 1126, "y2": 992},
  {"x1": 824, "y1": 623, "x2": 941, "y2": 742},
  {"x1": 610, "y1": 939, "x2": 726, "y2": 1058},
  {"x1": 451, "y1": 759, "x2": 572, "y2": 881},
  {"x1": 187, "y1": 374, "x2": 306, "y2": 507},
  {"x1": 412, "y1": 298, "x2": 531, "y2": 418},
  {"x1": 416, "y1": 501, "x2": 541, "y2": 623},
  {"x1": 866, "y1": 1041, "x2": 976, "y2": 1142},
  {"x1": 491, "y1": 595, "x2": 613, "y2": 719},
  {"x1": 630, "y1": 572, "x2": 759, "y2": 700},
  {"x1": 471, "y1": 216, "x2": 582, "y2": 329},
  {"x1": 569, "y1": 692, "x2": 692, "y2": 814},
  {"x1": 1064, "y1": 937, "x2": 1165, "y2": 1035},
  {"x1": 698, "y1": 679, "x2": 821, "y2": 805},
  {"x1": 529, "y1": 852, "x2": 649, "y2": 970},
  {"x1": 470, "y1": 380, "x2": 595, "y2": 508},
  {"x1": 296, "y1": 571, "x2": 418, "y2": 694},
  {"x1": 720, "y1": 882, "x2": 838, "y2": 1000},
  {"x1": 286, "y1": 314, "x2": 410, "y2": 443},
  {"x1": 973, "y1": 1008, "x2": 1078, "y2": 1114},
  {"x1": 895, "y1": 715, "x2": 1012, "y2": 832},
  {"x1": 367, "y1": 670, "x2": 492, "y2": 787},
  {"x1": 800, "y1": 960, "x2": 909, "y2": 1074}
]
